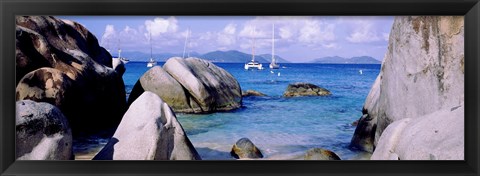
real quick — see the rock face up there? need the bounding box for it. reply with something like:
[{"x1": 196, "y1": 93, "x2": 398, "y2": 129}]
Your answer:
[
  {"x1": 304, "y1": 148, "x2": 341, "y2": 160},
  {"x1": 128, "y1": 57, "x2": 242, "y2": 113},
  {"x1": 350, "y1": 16, "x2": 464, "y2": 160},
  {"x1": 283, "y1": 82, "x2": 331, "y2": 97},
  {"x1": 15, "y1": 16, "x2": 127, "y2": 134},
  {"x1": 230, "y1": 138, "x2": 263, "y2": 159},
  {"x1": 371, "y1": 106, "x2": 464, "y2": 160},
  {"x1": 16, "y1": 100, "x2": 73, "y2": 160},
  {"x1": 93, "y1": 91, "x2": 201, "y2": 160},
  {"x1": 242, "y1": 90, "x2": 267, "y2": 97}
]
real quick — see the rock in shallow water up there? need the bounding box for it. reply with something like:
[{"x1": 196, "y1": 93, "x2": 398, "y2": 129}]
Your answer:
[
  {"x1": 230, "y1": 138, "x2": 263, "y2": 159},
  {"x1": 129, "y1": 57, "x2": 242, "y2": 113},
  {"x1": 283, "y1": 82, "x2": 331, "y2": 97},
  {"x1": 16, "y1": 100, "x2": 73, "y2": 160},
  {"x1": 304, "y1": 148, "x2": 341, "y2": 160},
  {"x1": 242, "y1": 90, "x2": 267, "y2": 97},
  {"x1": 93, "y1": 91, "x2": 201, "y2": 160}
]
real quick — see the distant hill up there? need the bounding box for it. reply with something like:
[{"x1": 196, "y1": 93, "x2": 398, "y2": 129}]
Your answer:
[
  {"x1": 311, "y1": 56, "x2": 381, "y2": 64},
  {"x1": 201, "y1": 50, "x2": 291, "y2": 63},
  {"x1": 119, "y1": 50, "x2": 291, "y2": 63}
]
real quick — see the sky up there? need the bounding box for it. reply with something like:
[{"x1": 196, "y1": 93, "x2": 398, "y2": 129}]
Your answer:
[{"x1": 57, "y1": 16, "x2": 394, "y2": 63}]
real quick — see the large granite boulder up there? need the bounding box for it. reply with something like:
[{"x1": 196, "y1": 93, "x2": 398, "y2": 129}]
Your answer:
[
  {"x1": 230, "y1": 138, "x2": 263, "y2": 159},
  {"x1": 283, "y1": 82, "x2": 331, "y2": 97},
  {"x1": 371, "y1": 106, "x2": 464, "y2": 160},
  {"x1": 16, "y1": 100, "x2": 73, "y2": 160},
  {"x1": 350, "y1": 16, "x2": 464, "y2": 160},
  {"x1": 16, "y1": 67, "x2": 74, "y2": 111},
  {"x1": 304, "y1": 148, "x2": 341, "y2": 160},
  {"x1": 349, "y1": 74, "x2": 381, "y2": 152},
  {"x1": 127, "y1": 66, "x2": 192, "y2": 112},
  {"x1": 128, "y1": 57, "x2": 242, "y2": 113},
  {"x1": 15, "y1": 16, "x2": 127, "y2": 134},
  {"x1": 93, "y1": 91, "x2": 201, "y2": 160}
]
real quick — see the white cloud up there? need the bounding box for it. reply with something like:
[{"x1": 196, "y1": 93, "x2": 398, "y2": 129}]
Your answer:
[
  {"x1": 217, "y1": 23, "x2": 237, "y2": 46},
  {"x1": 342, "y1": 17, "x2": 391, "y2": 43},
  {"x1": 145, "y1": 17, "x2": 178, "y2": 37}
]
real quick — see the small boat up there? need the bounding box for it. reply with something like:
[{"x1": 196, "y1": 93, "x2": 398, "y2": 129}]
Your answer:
[
  {"x1": 269, "y1": 24, "x2": 280, "y2": 69},
  {"x1": 147, "y1": 58, "x2": 156, "y2": 67},
  {"x1": 359, "y1": 69, "x2": 363, "y2": 75},
  {"x1": 146, "y1": 29, "x2": 157, "y2": 67},
  {"x1": 245, "y1": 27, "x2": 263, "y2": 70},
  {"x1": 112, "y1": 49, "x2": 129, "y2": 64}
]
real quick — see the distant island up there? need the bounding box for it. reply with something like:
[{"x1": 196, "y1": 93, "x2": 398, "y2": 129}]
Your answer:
[
  {"x1": 310, "y1": 56, "x2": 381, "y2": 64},
  {"x1": 117, "y1": 50, "x2": 291, "y2": 63},
  {"x1": 116, "y1": 50, "x2": 380, "y2": 64}
]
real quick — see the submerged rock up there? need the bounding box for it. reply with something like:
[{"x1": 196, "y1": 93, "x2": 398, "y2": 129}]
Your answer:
[
  {"x1": 283, "y1": 82, "x2": 331, "y2": 97},
  {"x1": 16, "y1": 100, "x2": 73, "y2": 160},
  {"x1": 304, "y1": 148, "x2": 341, "y2": 160},
  {"x1": 242, "y1": 90, "x2": 267, "y2": 97},
  {"x1": 230, "y1": 138, "x2": 263, "y2": 159},
  {"x1": 15, "y1": 16, "x2": 127, "y2": 133},
  {"x1": 93, "y1": 91, "x2": 201, "y2": 160},
  {"x1": 129, "y1": 57, "x2": 242, "y2": 113},
  {"x1": 350, "y1": 16, "x2": 464, "y2": 159}
]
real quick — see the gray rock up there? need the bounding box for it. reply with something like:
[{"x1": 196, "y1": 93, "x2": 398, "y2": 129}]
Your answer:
[
  {"x1": 127, "y1": 66, "x2": 192, "y2": 113},
  {"x1": 242, "y1": 90, "x2": 267, "y2": 97},
  {"x1": 304, "y1": 148, "x2": 341, "y2": 160},
  {"x1": 283, "y1": 82, "x2": 331, "y2": 97},
  {"x1": 350, "y1": 74, "x2": 381, "y2": 153},
  {"x1": 112, "y1": 58, "x2": 126, "y2": 76},
  {"x1": 351, "y1": 16, "x2": 464, "y2": 159},
  {"x1": 230, "y1": 138, "x2": 263, "y2": 159},
  {"x1": 371, "y1": 106, "x2": 464, "y2": 160},
  {"x1": 93, "y1": 91, "x2": 201, "y2": 160},
  {"x1": 16, "y1": 16, "x2": 126, "y2": 133},
  {"x1": 16, "y1": 100, "x2": 73, "y2": 160},
  {"x1": 163, "y1": 57, "x2": 242, "y2": 113},
  {"x1": 16, "y1": 67, "x2": 74, "y2": 111}
]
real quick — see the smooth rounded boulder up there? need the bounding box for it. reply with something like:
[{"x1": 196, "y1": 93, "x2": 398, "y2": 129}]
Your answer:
[
  {"x1": 283, "y1": 82, "x2": 331, "y2": 97},
  {"x1": 16, "y1": 100, "x2": 73, "y2": 160},
  {"x1": 304, "y1": 148, "x2": 341, "y2": 160},
  {"x1": 157, "y1": 57, "x2": 242, "y2": 113},
  {"x1": 127, "y1": 66, "x2": 192, "y2": 112},
  {"x1": 16, "y1": 16, "x2": 127, "y2": 133},
  {"x1": 93, "y1": 91, "x2": 201, "y2": 160},
  {"x1": 230, "y1": 138, "x2": 263, "y2": 159}
]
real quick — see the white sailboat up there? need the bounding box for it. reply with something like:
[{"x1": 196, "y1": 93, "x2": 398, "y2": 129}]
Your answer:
[
  {"x1": 244, "y1": 27, "x2": 263, "y2": 70},
  {"x1": 146, "y1": 30, "x2": 157, "y2": 67},
  {"x1": 111, "y1": 39, "x2": 129, "y2": 64},
  {"x1": 269, "y1": 24, "x2": 279, "y2": 69}
]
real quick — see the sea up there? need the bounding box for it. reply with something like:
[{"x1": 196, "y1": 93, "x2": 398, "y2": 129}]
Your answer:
[{"x1": 74, "y1": 61, "x2": 381, "y2": 160}]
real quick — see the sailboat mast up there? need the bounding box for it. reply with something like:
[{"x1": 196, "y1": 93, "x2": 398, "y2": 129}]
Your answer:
[
  {"x1": 252, "y1": 27, "x2": 255, "y2": 62},
  {"x1": 183, "y1": 28, "x2": 190, "y2": 59},
  {"x1": 117, "y1": 38, "x2": 121, "y2": 59},
  {"x1": 272, "y1": 24, "x2": 275, "y2": 64},
  {"x1": 149, "y1": 29, "x2": 152, "y2": 59}
]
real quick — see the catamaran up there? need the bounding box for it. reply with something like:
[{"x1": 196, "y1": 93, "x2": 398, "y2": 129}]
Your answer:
[
  {"x1": 269, "y1": 24, "x2": 279, "y2": 69},
  {"x1": 146, "y1": 29, "x2": 157, "y2": 67},
  {"x1": 244, "y1": 27, "x2": 263, "y2": 70}
]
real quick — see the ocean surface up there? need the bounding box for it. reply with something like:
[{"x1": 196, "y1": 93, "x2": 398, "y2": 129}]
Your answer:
[{"x1": 74, "y1": 61, "x2": 381, "y2": 160}]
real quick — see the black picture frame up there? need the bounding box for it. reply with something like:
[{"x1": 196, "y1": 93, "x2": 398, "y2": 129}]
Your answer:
[{"x1": 1, "y1": 0, "x2": 479, "y2": 176}]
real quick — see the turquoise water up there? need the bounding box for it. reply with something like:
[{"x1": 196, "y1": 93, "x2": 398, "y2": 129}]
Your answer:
[{"x1": 122, "y1": 62, "x2": 380, "y2": 160}]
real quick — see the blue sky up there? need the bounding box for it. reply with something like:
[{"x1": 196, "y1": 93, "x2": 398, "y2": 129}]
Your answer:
[{"x1": 58, "y1": 16, "x2": 394, "y2": 63}]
